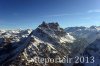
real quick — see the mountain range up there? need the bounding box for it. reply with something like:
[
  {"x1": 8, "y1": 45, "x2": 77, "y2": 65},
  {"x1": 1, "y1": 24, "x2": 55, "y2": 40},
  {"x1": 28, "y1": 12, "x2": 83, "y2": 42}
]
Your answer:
[{"x1": 0, "y1": 22, "x2": 100, "y2": 66}]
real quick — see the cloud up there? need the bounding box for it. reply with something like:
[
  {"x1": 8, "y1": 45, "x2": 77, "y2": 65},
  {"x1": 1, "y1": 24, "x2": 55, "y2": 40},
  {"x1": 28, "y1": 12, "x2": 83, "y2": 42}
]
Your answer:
[
  {"x1": 46, "y1": 13, "x2": 83, "y2": 17},
  {"x1": 88, "y1": 9, "x2": 100, "y2": 13},
  {"x1": 48, "y1": 14, "x2": 72, "y2": 17}
]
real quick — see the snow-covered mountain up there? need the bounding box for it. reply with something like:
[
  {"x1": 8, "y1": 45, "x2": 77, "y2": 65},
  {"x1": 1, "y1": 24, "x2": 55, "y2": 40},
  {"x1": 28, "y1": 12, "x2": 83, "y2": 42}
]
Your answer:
[
  {"x1": 0, "y1": 22, "x2": 76, "y2": 66},
  {"x1": 0, "y1": 22, "x2": 100, "y2": 66}
]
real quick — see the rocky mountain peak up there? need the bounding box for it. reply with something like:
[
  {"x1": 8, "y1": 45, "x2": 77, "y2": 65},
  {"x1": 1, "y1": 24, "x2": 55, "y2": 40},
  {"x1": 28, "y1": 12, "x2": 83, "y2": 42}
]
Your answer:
[
  {"x1": 35, "y1": 22, "x2": 66, "y2": 37},
  {"x1": 38, "y1": 21, "x2": 60, "y2": 30}
]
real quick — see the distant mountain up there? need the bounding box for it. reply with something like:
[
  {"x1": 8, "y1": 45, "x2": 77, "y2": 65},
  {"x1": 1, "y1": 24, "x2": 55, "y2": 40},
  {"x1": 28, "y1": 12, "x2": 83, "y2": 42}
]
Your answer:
[{"x1": 65, "y1": 26, "x2": 100, "y2": 44}]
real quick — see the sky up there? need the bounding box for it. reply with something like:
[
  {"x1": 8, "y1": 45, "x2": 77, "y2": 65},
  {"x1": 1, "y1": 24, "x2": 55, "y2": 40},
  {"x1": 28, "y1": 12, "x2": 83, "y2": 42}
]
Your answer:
[{"x1": 0, "y1": 0, "x2": 100, "y2": 29}]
